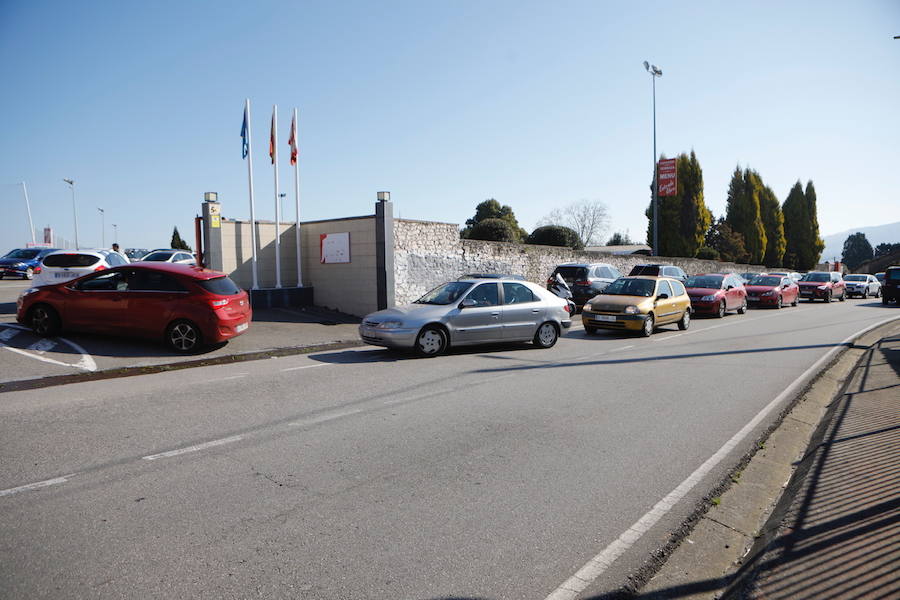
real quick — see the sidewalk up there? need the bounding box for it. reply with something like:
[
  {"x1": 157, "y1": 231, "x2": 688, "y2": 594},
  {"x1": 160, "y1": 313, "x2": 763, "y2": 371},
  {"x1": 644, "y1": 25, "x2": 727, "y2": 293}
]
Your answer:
[{"x1": 728, "y1": 328, "x2": 900, "y2": 599}]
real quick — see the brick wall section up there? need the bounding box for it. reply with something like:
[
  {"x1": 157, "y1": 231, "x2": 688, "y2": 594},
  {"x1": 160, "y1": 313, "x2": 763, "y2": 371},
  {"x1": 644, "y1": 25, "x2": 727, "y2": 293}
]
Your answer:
[{"x1": 393, "y1": 219, "x2": 767, "y2": 306}]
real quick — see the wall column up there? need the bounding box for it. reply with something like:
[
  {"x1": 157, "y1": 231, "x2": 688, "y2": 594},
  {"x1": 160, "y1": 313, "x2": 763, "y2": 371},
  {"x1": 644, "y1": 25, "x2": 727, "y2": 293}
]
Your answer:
[{"x1": 375, "y1": 192, "x2": 395, "y2": 310}]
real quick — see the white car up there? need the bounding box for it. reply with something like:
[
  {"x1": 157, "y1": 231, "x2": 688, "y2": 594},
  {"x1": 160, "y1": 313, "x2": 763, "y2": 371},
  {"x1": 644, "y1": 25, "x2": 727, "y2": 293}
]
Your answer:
[
  {"x1": 32, "y1": 249, "x2": 130, "y2": 287},
  {"x1": 140, "y1": 249, "x2": 196, "y2": 265},
  {"x1": 843, "y1": 274, "x2": 881, "y2": 298}
]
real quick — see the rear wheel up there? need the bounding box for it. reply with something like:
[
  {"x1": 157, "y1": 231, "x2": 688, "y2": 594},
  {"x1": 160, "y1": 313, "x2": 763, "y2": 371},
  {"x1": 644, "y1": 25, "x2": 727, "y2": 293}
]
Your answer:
[
  {"x1": 24, "y1": 267, "x2": 33, "y2": 280},
  {"x1": 792, "y1": 295, "x2": 798, "y2": 307},
  {"x1": 533, "y1": 322, "x2": 559, "y2": 348},
  {"x1": 677, "y1": 310, "x2": 690, "y2": 330},
  {"x1": 824, "y1": 290, "x2": 832, "y2": 303},
  {"x1": 415, "y1": 325, "x2": 447, "y2": 357},
  {"x1": 640, "y1": 314, "x2": 654, "y2": 337},
  {"x1": 29, "y1": 304, "x2": 61, "y2": 337},
  {"x1": 584, "y1": 325, "x2": 598, "y2": 335},
  {"x1": 737, "y1": 298, "x2": 747, "y2": 314},
  {"x1": 0, "y1": 272, "x2": 4, "y2": 279},
  {"x1": 166, "y1": 320, "x2": 203, "y2": 353},
  {"x1": 839, "y1": 290, "x2": 846, "y2": 302}
]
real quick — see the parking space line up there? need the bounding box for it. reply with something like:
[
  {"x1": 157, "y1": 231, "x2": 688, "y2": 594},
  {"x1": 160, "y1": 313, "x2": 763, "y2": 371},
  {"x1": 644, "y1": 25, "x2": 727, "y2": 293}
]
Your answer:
[
  {"x1": 142, "y1": 435, "x2": 244, "y2": 461},
  {"x1": 0, "y1": 323, "x2": 97, "y2": 372},
  {"x1": 281, "y1": 363, "x2": 329, "y2": 372},
  {"x1": 0, "y1": 328, "x2": 19, "y2": 342},
  {"x1": 27, "y1": 339, "x2": 57, "y2": 353},
  {"x1": 0, "y1": 474, "x2": 76, "y2": 498}
]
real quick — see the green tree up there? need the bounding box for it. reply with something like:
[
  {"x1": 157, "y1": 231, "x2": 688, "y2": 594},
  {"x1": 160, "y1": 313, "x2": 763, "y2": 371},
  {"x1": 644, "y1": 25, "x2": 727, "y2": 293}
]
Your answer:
[
  {"x1": 526, "y1": 225, "x2": 584, "y2": 250},
  {"x1": 841, "y1": 232, "x2": 874, "y2": 270},
  {"x1": 645, "y1": 151, "x2": 711, "y2": 257},
  {"x1": 725, "y1": 167, "x2": 766, "y2": 264},
  {"x1": 461, "y1": 199, "x2": 527, "y2": 241},
  {"x1": 705, "y1": 216, "x2": 749, "y2": 263},
  {"x1": 874, "y1": 242, "x2": 900, "y2": 257},
  {"x1": 467, "y1": 218, "x2": 518, "y2": 242},
  {"x1": 782, "y1": 180, "x2": 825, "y2": 270},
  {"x1": 606, "y1": 231, "x2": 634, "y2": 246},
  {"x1": 758, "y1": 182, "x2": 786, "y2": 268},
  {"x1": 170, "y1": 227, "x2": 192, "y2": 251}
]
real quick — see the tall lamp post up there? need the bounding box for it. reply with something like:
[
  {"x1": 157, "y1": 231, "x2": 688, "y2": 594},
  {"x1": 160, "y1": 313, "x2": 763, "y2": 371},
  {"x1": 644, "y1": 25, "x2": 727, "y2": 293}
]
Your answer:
[
  {"x1": 98, "y1": 207, "x2": 105, "y2": 247},
  {"x1": 63, "y1": 178, "x2": 79, "y2": 249},
  {"x1": 112, "y1": 223, "x2": 118, "y2": 245},
  {"x1": 643, "y1": 60, "x2": 663, "y2": 256}
]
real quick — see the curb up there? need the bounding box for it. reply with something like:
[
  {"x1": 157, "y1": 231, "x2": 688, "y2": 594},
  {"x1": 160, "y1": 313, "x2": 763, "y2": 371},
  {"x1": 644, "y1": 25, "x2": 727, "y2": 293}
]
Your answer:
[{"x1": 0, "y1": 339, "x2": 366, "y2": 394}]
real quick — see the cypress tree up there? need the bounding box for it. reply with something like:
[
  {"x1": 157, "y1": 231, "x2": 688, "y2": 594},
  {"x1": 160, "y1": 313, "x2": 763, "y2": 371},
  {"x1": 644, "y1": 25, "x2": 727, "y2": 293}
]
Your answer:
[
  {"x1": 758, "y1": 181, "x2": 786, "y2": 268},
  {"x1": 782, "y1": 181, "x2": 807, "y2": 270},
  {"x1": 803, "y1": 181, "x2": 825, "y2": 269},
  {"x1": 725, "y1": 167, "x2": 766, "y2": 264},
  {"x1": 841, "y1": 232, "x2": 874, "y2": 270}
]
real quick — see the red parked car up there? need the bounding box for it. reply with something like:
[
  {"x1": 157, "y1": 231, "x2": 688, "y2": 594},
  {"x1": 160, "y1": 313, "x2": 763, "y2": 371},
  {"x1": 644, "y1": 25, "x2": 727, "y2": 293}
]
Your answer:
[
  {"x1": 16, "y1": 262, "x2": 251, "y2": 353},
  {"x1": 745, "y1": 275, "x2": 799, "y2": 308},
  {"x1": 684, "y1": 273, "x2": 747, "y2": 317},
  {"x1": 797, "y1": 271, "x2": 846, "y2": 302}
]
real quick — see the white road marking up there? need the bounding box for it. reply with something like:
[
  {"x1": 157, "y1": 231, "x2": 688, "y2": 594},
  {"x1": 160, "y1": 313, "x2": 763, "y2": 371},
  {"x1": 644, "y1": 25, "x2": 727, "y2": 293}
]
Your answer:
[
  {"x1": 216, "y1": 374, "x2": 247, "y2": 382},
  {"x1": 281, "y1": 363, "x2": 329, "y2": 372},
  {"x1": 0, "y1": 323, "x2": 97, "y2": 371},
  {"x1": 0, "y1": 474, "x2": 75, "y2": 498},
  {"x1": 142, "y1": 435, "x2": 244, "y2": 461},
  {"x1": 543, "y1": 315, "x2": 900, "y2": 600}
]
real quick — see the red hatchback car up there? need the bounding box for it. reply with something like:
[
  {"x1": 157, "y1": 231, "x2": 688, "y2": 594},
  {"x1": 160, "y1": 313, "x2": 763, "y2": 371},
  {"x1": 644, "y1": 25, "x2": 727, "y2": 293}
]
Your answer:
[
  {"x1": 797, "y1": 271, "x2": 846, "y2": 302},
  {"x1": 16, "y1": 262, "x2": 251, "y2": 353},
  {"x1": 745, "y1": 275, "x2": 799, "y2": 308},
  {"x1": 684, "y1": 273, "x2": 748, "y2": 317}
]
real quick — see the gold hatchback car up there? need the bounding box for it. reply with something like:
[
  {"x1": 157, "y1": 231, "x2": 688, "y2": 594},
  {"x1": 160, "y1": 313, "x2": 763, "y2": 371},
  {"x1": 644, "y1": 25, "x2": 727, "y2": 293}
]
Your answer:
[{"x1": 581, "y1": 276, "x2": 691, "y2": 337}]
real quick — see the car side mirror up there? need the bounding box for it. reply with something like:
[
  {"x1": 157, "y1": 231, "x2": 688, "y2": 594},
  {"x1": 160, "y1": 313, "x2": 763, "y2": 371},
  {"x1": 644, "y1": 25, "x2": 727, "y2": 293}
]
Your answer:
[
  {"x1": 460, "y1": 298, "x2": 477, "y2": 308},
  {"x1": 726, "y1": 285, "x2": 734, "y2": 290},
  {"x1": 656, "y1": 293, "x2": 669, "y2": 300}
]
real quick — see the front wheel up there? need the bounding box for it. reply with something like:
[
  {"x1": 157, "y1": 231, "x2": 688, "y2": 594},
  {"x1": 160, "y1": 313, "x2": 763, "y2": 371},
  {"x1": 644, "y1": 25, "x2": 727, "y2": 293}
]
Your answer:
[
  {"x1": 29, "y1": 304, "x2": 61, "y2": 337},
  {"x1": 824, "y1": 290, "x2": 832, "y2": 303},
  {"x1": 533, "y1": 322, "x2": 559, "y2": 349},
  {"x1": 792, "y1": 295, "x2": 799, "y2": 307},
  {"x1": 585, "y1": 325, "x2": 598, "y2": 335},
  {"x1": 640, "y1": 314, "x2": 655, "y2": 337},
  {"x1": 677, "y1": 310, "x2": 690, "y2": 330},
  {"x1": 839, "y1": 290, "x2": 846, "y2": 302},
  {"x1": 24, "y1": 267, "x2": 34, "y2": 280},
  {"x1": 166, "y1": 320, "x2": 203, "y2": 353},
  {"x1": 716, "y1": 301, "x2": 726, "y2": 318},
  {"x1": 415, "y1": 325, "x2": 447, "y2": 357}
]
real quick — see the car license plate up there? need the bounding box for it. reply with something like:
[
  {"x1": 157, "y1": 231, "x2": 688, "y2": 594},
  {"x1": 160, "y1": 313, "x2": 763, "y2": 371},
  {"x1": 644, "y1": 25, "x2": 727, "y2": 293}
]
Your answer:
[
  {"x1": 55, "y1": 272, "x2": 77, "y2": 278},
  {"x1": 748, "y1": 294, "x2": 758, "y2": 299},
  {"x1": 593, "y1": 315, "x2": 616, "y2": 322},
  {"x1": 236, "y1": 322, "x2": 248, "y2": 333}
]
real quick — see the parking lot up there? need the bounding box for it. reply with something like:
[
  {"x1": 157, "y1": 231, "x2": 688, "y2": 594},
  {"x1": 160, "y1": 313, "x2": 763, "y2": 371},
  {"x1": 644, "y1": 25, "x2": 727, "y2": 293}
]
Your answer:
[{"x1": 0, "y1": 279, "x2": 362, "y2": 386}]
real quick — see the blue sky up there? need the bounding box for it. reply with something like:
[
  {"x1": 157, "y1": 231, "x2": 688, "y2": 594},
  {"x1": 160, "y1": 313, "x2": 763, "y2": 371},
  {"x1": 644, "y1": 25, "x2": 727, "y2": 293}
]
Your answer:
[{"x1": 1, "y1": 1, "x2": 898, "y2": 252}]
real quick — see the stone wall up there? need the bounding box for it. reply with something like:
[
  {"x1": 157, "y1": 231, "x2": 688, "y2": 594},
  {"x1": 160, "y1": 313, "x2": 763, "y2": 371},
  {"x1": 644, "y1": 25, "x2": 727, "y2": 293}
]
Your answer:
[{"x1": 393, "y1": 219, "x2": 767, "y2": 306}]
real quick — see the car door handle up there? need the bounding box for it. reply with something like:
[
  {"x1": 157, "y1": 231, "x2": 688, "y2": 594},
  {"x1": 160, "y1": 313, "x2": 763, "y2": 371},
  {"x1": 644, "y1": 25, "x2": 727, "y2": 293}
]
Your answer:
[
  {"x1": 491, "y1": 311, "x2": 500, "y2": 316},
  {"x1": 531, "y1": 309, "x2": 541, "y2": 313}
]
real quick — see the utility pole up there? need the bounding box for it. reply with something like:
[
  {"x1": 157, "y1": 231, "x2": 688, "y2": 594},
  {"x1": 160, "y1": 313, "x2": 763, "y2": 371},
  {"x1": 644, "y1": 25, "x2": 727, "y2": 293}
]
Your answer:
[
  {"x1": 643, "y1": 61, "x2": 663, "y2": 256},
  {"x1": 63, "y1": 179, "x2": 79, "y2": 249}
]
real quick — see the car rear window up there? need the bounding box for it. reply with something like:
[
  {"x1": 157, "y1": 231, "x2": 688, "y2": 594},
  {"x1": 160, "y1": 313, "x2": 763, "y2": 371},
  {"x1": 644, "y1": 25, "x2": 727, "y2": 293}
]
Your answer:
[
  {"x1": 629, "y1": 265, "x2": 661, "y2": 276},
  {"x1": 886, "y1": 269, "x2": 900, "y2": 282},
  {"x1": 198, "y1": 276, "x2": 242, "y2": 295},
  {"x1": 554, "y1": 266, "x2": 588, "y2": 280},
  {"x1": 143, "y1": 251, "x2": 174, "y2": 262},
  {"x1": 43, "y1": 253, "x2": 100, "y2": 268}
]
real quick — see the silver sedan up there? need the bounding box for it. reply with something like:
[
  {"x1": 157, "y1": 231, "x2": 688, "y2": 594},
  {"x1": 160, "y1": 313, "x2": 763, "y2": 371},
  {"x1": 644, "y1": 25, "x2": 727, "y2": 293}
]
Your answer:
[{"x1": 359, "y1": 278, "x2": 573, "y2": 356}]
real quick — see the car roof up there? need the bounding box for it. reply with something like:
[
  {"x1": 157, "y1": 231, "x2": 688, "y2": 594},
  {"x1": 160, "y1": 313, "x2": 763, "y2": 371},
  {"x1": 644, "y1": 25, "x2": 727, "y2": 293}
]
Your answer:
[
  {"x1": 43, "y1": 249, "x2": 108, "y2": 258},
  {"x1": 114, "y1": 262, "x2": 226, "y2": 280},
  {"x1": 456, "y1": 275, "x2": 530, "y2": 283}
]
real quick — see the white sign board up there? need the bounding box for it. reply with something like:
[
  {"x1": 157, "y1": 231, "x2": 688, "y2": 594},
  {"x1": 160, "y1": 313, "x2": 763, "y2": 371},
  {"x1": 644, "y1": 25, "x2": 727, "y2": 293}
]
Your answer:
[{"x1": 320, "y1": 232, "x2": 351, "y2": 264}]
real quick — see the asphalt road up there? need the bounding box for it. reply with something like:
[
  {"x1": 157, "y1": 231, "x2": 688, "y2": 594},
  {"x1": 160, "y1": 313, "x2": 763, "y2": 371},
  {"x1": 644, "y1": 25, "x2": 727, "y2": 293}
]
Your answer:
[{"x1": 1, "y1": 295, "x2": 897, "y2": 599}]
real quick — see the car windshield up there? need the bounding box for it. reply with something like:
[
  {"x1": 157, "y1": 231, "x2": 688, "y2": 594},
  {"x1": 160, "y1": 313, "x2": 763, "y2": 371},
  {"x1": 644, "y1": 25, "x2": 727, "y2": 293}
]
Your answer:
[
  {"x1": 601, "y1": 278, "x2": 655, "y2": 297},
  {"x1": 844, "y1": 275, "x2": 866, "y2": 281},
  {"x1": 143, "y1": 251, "x2": 174, "y2": 261},
  {"x1": 749, "y1": 276, "x2": 782, "y2": 286},
  {"x1": 42, "y1": 253, "x2": 100, "y2": 268},
  {"x1": 414, "y1": 281, "x2": 472, "y2": 305},
  {"x1": 800, "y1": 273, "x2": 830, "y2": 282},
  {"x1": 685, "y1": 275, "x2": 723, "y2": 289},
  {"x1": 4, "y1": 249, "x2": 40, "y2": 260}
]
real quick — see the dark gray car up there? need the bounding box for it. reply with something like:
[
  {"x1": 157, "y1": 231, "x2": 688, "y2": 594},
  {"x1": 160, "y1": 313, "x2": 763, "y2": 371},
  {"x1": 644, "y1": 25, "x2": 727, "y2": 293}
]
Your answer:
[{"x1": 547, "y1": 263, "x2": 623, "y2": 307}]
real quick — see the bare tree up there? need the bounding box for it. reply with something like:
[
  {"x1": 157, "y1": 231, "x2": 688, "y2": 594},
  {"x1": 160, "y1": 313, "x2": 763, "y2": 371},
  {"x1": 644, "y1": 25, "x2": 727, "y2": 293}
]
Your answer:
[{"x1": 537, "y1": 199, "x2": 609, "y2": 246}]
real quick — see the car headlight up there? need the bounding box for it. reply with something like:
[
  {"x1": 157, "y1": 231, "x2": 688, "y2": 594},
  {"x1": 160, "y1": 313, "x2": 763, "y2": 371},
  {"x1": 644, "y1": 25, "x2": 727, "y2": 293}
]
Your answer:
[
  {"x1": 761, "y1": 290, "x2": 776, "y2": 296},
  {"x1": 377, "y1": 320, "x2": 403, "y2": 329},
  {"x1": 700, "y1": 295, "x2": 717, "y2": 301},
  {"x1": 18, "y1": 287, "x2": 40, "y2": 299},
  {"x1": 583, "y1": 303, "x2": 592, "y2": 312},
  {"x1": 817, "y1": 285, "x2": 828, "y2": 290},
  {"x1": 624, "y1": 305, "x2": 639, "y2": 315}
]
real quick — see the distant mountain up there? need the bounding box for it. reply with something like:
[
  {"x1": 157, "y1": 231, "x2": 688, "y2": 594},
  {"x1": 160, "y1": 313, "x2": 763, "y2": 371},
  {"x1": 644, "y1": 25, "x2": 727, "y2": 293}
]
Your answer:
[{"x1": 821, "y1": 221, "x2": 900, "y2": 263}]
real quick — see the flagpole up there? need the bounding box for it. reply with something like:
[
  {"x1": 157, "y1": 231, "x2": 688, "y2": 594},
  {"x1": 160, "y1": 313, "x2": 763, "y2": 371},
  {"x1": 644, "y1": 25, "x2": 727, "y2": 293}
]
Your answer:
[
  {"x1": 21, "y1": 182, "x2": 36, "y2": 245},
  {"x1": 293, "y1": 108, "x2": 303, "y2": 287},
  {"x1": 272, "y1": 105, "x2": 282, "y2": 289},
  {"x1": 245, "y1": 99, "x2": 259, "y2": 289}
]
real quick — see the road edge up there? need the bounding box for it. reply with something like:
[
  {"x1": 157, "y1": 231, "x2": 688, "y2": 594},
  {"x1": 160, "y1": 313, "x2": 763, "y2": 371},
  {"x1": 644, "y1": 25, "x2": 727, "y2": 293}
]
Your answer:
[{"x1": 618, "y1": 316, "x2": 900, "y2": 599}]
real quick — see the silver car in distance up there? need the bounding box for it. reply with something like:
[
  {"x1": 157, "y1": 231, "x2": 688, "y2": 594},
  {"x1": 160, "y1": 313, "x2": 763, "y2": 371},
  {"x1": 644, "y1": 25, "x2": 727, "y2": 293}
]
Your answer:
[{"x1": 359, "y1": 277, "x2": 573, "y2": 356}]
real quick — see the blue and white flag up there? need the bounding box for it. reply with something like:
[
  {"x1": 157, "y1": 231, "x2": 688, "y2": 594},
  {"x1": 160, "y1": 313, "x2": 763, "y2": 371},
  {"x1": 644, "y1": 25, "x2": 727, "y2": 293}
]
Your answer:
[{"x1": 240, "y1": 106, "x2": 249, "y2": 159}]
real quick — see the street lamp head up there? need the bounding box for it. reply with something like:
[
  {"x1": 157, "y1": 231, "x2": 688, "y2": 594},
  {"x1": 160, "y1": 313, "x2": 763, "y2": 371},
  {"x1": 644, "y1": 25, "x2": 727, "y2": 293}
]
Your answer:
[
  {"x1": 651, "y1": 64, "x2": 662, "y2": 76},
  {"x1": 63, "y1": 178, "x2": 74, "y2": 186},
  {"x1": 643, "y1": 60, "x2": 650, "y2": 71}
]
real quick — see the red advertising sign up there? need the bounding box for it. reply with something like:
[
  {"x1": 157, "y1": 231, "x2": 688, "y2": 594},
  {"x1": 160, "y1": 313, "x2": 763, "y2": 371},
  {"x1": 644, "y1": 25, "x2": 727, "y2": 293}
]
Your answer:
[{"x1": 657, "y1": 158, "x2": 677, "y2": 196}]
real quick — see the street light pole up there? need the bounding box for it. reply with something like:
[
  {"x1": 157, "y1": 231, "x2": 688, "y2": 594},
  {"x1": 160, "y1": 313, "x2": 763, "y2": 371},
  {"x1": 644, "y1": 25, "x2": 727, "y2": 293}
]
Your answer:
[
  {"x1": 112, "y1": 223, "x2": 118, "y2": 244},
  {"x1": 98, "y1": 207, "x2": 105, "y2": 247},
  {"x1": 63, "y1": 179, "x2": 79, "y2": 249},
  {"x1": 643, "y1": 61, "x2": 663, "y2": 256}
]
